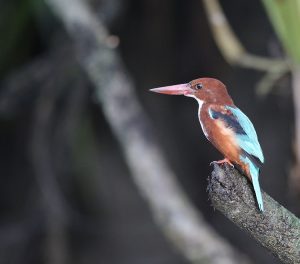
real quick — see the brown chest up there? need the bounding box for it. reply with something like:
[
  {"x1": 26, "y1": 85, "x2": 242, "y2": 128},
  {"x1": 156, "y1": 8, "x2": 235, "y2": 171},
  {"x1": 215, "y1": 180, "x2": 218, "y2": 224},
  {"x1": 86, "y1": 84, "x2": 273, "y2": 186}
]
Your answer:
[{"x1": 199, "y1": 104, "x2": 241, "y2": 162}]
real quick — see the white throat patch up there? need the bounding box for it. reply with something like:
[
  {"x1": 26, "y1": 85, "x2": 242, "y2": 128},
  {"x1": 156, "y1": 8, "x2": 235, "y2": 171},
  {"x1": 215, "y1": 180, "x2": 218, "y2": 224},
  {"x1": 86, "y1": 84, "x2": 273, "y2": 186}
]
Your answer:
[
  {"x1": 186, "y1": 94, "x2": 204, "y2": 113},
  {"x1": 185, "y1": 94, "x2": 207, "y2": 137}
]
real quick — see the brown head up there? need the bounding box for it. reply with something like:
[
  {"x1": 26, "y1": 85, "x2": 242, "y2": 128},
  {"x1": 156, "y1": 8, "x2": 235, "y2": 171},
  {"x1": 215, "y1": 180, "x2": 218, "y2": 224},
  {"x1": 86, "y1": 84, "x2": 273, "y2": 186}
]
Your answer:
[{"x1": 150, "y1": 77, "x2": 234, "y2": 105}]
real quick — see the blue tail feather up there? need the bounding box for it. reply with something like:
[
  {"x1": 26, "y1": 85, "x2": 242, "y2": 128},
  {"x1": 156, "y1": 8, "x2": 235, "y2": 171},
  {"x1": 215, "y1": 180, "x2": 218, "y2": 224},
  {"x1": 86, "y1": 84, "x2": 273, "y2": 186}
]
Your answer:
[
  {"x1": 240, "y1": 156, "x2": 264, "y2": 211},
  {"x1": 252, "y1": 170, "x2": 264, "y2": 211}
]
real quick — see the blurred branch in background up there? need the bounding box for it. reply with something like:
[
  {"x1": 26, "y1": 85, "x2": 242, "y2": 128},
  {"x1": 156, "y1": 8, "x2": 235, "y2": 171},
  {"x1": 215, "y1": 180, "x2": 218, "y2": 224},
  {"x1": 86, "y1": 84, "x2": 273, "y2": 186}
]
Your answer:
[
  {"x1": 29, "y1": 46, "x2": 86, "y2": 264},
  {"x1": 202, "y1": 0, "x2": 290, "y2": 96},
  {"x1": 44, "y1": 0, "x2": 252, "y2": 263},
  {"x1": 31, "y1": 67, "x2": 69, "y2": 264},
  {"x1": 94, "y1": 0, "x2": 125, "y2": 27},
  {"x1": 0, "y1": 42, "x2": 90, "y2": 264},
  {"x1": 209, "y1": 164, "x2": 300, "y2": 264},
  {"x1": 0, "y1": 44, "x2": 88, "y2": 264},
  {"x1": 261, "y1": 0, "x2": 300, "y2": 211}
]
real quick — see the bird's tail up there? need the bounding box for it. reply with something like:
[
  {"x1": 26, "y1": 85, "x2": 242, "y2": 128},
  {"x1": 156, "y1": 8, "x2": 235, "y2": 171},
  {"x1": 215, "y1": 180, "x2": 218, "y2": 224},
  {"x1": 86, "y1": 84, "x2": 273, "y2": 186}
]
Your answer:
[
  {"x1": 249, "y1": 162, "x2": 264, "y2": 212},
  {"x1": 240, "y1": 155, "x2": 264, "y2": 211}
]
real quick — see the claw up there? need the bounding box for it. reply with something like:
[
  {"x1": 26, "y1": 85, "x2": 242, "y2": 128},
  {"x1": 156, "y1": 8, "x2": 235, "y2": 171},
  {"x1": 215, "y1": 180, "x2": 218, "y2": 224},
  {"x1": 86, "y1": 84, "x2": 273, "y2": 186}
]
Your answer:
[{"x1": 210, "y1": 158, "x2": 234, "y2": 167}]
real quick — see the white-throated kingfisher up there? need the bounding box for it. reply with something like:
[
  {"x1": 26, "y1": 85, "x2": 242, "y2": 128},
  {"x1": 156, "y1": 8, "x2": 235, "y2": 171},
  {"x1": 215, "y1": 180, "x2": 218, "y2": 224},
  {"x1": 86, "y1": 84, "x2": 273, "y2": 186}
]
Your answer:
[{"x1": 150, "y1": 78, "x2": 264, "y2": 211}]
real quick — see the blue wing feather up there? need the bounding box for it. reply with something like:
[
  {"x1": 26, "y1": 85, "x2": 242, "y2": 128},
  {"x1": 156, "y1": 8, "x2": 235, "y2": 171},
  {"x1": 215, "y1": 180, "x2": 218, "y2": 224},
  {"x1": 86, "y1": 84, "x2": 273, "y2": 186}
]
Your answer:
[
  {"x1": 225, "y1": 106, "x2": 264, "y2": 164},
  {"x1": 225, "y1": 106, "x2": 264, "y2": 211}
]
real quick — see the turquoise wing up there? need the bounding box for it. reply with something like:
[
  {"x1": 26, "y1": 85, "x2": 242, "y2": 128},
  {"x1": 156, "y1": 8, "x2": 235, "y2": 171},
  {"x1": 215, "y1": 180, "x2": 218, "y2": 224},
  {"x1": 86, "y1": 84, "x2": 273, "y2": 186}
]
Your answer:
[
  {"x1": 225, "y1": 106, "x2": 264, "y2": 164},
  {"x1": 227, "y1": 106, "x2": 264, "y2": 211}
]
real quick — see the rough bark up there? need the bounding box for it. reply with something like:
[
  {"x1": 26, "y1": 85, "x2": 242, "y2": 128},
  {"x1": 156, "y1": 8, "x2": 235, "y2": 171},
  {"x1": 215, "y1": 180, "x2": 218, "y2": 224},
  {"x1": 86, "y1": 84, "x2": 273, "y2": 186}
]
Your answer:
[{"x1": 209, "y1": 163, "x2": 300, "y2": 264}]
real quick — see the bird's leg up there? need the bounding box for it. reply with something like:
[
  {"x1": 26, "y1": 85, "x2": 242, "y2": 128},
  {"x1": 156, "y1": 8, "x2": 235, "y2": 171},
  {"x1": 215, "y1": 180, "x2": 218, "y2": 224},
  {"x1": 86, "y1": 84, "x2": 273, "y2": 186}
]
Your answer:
[{"x1": 210, "y1": 158, "x2": 234, "y2": 167}]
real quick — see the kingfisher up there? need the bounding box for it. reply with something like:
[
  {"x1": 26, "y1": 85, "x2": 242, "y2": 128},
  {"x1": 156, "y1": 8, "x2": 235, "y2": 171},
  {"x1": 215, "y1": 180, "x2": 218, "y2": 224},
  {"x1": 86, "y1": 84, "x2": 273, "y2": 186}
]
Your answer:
[{"x1": 150, "y1": 78, "x2": 264, "y2": 211}]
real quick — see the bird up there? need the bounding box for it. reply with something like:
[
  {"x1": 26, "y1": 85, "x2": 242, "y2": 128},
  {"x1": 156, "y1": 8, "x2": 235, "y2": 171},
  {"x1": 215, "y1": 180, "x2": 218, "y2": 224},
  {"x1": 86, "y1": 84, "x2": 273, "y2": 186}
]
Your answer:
[{"x1": 150, "y1": 77, "x2": 264, "y2": 211}]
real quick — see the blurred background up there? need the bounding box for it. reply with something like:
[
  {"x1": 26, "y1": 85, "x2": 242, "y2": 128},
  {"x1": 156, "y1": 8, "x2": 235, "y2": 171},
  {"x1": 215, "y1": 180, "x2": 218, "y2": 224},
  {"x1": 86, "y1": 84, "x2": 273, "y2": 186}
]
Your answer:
[{"x1": 0, "y1": 0, "x2": 297, "y2": 263}]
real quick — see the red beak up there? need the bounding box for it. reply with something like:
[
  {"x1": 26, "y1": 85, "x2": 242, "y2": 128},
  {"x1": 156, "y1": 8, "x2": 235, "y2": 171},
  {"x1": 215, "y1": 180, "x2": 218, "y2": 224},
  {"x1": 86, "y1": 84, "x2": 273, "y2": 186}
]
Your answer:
[{"x1": 150, "y1": 83, "x2": 193, "y2": 96}]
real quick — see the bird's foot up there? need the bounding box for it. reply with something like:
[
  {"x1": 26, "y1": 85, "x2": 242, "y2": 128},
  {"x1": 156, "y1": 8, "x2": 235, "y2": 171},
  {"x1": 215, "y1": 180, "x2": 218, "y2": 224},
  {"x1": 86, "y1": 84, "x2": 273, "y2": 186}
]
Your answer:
[{"x1": 210, "y1": 158, "x2": 234, "y2": 167}]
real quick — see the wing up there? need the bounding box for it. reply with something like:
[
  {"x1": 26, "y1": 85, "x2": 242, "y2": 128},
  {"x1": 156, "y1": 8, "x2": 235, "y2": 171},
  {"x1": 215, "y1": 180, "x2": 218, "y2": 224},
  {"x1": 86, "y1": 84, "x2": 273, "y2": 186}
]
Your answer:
[{"x1": 209, "y1": 105, "x2": 264, "y2": 165}]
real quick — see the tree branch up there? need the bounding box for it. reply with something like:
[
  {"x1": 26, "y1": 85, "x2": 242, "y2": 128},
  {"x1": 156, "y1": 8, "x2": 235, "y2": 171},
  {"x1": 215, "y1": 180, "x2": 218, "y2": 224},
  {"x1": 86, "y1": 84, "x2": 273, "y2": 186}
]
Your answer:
[
  {"x1": 30, "y1": 49, "x2": 76, "y2": 264},
  {"x1": 31, "y1": 80, "x2": 69, "y2": 264},
  {"x1": 209, "y1": 163, "x2": 300, "y2": 264},
  {"x1": 44, "y1": 0, "x2": 251, "y2": 263},
  {"x1": 202, "y1": 0, "x2": 290, "y2": 96}
]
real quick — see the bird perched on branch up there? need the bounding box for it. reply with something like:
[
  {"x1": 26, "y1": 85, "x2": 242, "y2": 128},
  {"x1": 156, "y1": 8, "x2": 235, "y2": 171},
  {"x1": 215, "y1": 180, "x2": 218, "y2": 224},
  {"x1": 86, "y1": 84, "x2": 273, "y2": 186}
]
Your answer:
[{"x1": 150, "y1": 78, "x2": 264, "y2": 211}]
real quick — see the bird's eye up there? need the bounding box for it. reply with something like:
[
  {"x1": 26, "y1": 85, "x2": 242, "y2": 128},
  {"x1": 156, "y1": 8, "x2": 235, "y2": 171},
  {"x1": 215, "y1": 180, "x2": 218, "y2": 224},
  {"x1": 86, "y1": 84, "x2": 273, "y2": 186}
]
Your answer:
[{"x1": 195, "y1": 84, "x2": 203, "y2": 90}]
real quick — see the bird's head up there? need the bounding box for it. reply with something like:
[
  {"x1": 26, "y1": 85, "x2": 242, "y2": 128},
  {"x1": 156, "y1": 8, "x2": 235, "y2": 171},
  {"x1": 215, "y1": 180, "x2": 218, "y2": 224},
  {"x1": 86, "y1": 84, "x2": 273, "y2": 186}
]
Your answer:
[{"x1": 150, "y1": 77, "x2": 233, "y2": 105}]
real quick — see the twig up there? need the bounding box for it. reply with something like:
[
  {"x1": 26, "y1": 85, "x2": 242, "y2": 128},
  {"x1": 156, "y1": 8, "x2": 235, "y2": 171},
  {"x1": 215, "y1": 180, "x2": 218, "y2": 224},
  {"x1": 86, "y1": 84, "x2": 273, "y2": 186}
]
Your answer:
[
  {"x1": 256, "y1": 64, "x2": 290, "y2": 96},
  {"x1": 209, "y1": 163, "x2": 300, "y2": 264},
  {"x1": 202, "y1": 0, "x2": 289, "y2": 95},
  {"x1": 44, "y1": 0, "x2": 251, "y2": 263}
]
